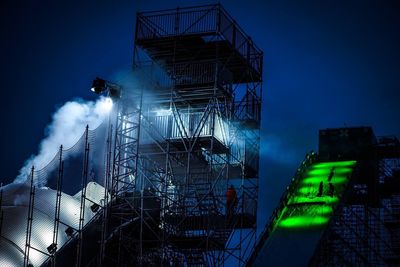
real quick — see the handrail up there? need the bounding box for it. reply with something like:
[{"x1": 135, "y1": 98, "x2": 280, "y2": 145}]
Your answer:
[{"x1": 136, "y1": 3, "x2": 263, "y2": 73}]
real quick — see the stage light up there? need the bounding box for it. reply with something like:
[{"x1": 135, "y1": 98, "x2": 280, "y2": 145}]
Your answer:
[
  {"x1": 47, "y1": 243, "x2": 57, "y2": 254},
  {"x1": 91, "y1": 77, "x2": 121, "y2": 99},
  {"x1": 90, "y1": 203, "x2": 100, "y2": 212},
  {"x1": 91, "y1": 77, "x2": 107, "y2": 94}
]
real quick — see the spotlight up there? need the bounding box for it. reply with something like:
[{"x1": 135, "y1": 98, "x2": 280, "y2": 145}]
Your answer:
[
  {"x1": 90, "y1": 77, "x2": 121, "y2": 99},
  {"x1": 91, "y1": 77, "x2": 107, "y2": 94},
  {"x1": 47, "y1": 243, "x2": 57, "y2": 254},
  {"x1": 65, "y1": 226, "x2": 74, "y2": 237},
  {"x1": 90, "y1": 203, "x2": 100, "y2": 212}
]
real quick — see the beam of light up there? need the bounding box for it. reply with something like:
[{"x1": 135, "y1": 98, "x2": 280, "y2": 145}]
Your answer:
[
  {"x1": 153, "y1": 108, "x2": 172, "y2": 117},
  {"x1": 97, "y1": 97, "x2": 113, "y2": 113}
]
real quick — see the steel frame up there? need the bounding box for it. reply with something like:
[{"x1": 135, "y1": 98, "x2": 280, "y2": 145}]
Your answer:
[{"x1": 99, "y1": 3, "x2": 263, "y2": 266}]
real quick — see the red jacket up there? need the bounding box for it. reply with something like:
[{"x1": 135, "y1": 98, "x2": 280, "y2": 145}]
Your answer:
[{"x1": 226, "y1": 188, "x2": 237, "y2": 203}]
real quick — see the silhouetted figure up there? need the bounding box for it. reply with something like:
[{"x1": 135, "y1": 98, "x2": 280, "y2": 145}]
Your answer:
[
  {"x1": 317, "y1": 181, "x2": 324, "y2": 197},
  {"x1": 328, "y1": 167, "x2": 335, "y2": 182},
  {"x1": 226, "y1": 185, "x2": 238, "y2": 220},
  {"x1": 328, "y1": 182, "x2": 334, "y2": 197}
]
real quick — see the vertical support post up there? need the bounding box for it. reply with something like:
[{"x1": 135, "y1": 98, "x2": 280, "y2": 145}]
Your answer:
[
  {"x1": 24, "y1": 167, "x2": 35, "y2": 267},
  {"x1": 0, "y1": 187, "x2": 3, "y2": 239},
  {"x1": 99, "y1": 123, "x2": 113, "y2": 266},
  {"x1": 138, "y1": 90, "x2": 144, "y2": 267},
  {"x1": 76, "y1": 126, "x2": 90, "y2": 267},
  {"x1": 51, "y1": 145, "x2": 64, "y2": 267}
]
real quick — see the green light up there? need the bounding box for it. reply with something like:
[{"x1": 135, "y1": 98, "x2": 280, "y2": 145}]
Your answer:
[
  {"x1": 314, "y1": 205, "x2": 333, "y2": 215},
  {"x1": 290, "y1": 195, "x2": 339, "y2": 204},
  {"x1": 301, "y1": 176, "x2": 348, "y2": 185},
  {"x1": 298, "y1": 186, "x2": 313, "y2": 194},
  {"x1": 272, "y1": 160, "x2": 357, "y2": 231},
  {"x1": 312, "y1": 161, "x2": 356, "y2": 169},
  {"x1": 307, "y1": 167, "x2": 353, "y2": 176},
  {"x1": 279, "y1": 215, "x2": 329, "y2": 228}
]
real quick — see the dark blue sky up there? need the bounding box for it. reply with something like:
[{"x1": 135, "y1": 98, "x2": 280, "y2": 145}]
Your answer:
[{"x1": 1, "y1": 0, "x2": 399, "y2": 228}]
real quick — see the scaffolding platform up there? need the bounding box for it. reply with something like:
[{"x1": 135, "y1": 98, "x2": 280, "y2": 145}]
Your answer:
[
  {"x1": 136, "y1": 4, "x2": 263, "y2": 84},
  {"x1": 165, "y1": 213, "x2": 256, "y2": 230},
  {"x1": 137, "y1": 37, "x2": 261, "y2": 84}
]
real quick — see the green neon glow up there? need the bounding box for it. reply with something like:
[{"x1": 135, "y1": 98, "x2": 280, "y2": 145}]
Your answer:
[
  {"x1": 307, "y1": 167, "x2": 353, "y2": 176},
  {"x1": 313, "y1": 205, "x2": 333, "y2": 215},
  {"x1": 279, "y1": 216, "x2": 329, "y2": 228},
  {"x1": 312, "y1": 161, "x2": 357, "y2": 169},
  {"x1": 290, "y1": 195, "x2": 339, "y2": 204},
  {"x1": 274, "y1": 160, "x2": 357, "y2": 230},
  {"x1": 298, "y1": 186, "x2": 313, "y2": 194},
  {"x1": 301, "y1": 176, "x2": 348, "y2": 185}
]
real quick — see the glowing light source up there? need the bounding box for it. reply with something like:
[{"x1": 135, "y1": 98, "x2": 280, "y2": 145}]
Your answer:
[
  {"x1": 307, "y1": 167, "x2": 353, "y2": 176},
  {"x1": 90, "y1": 77, "x2": 121, "y2": 98},
  {"x1": 274, "y1": 160, "x2": 357, "y2": 230},
  {"x1": 301, "y1": 176, "x2": 348, "y2": 185},
  {"x1": 312, "y1": 161, "x2": 357, "y2": 169},
  {"x1": 97, "y1": 97, "x2": 113, "y2": 113},
  {"x1": 91, "y1": 77, "x2": 107, "y2": 94},
  {"x1": 279, "y1": 215, "x2": 329, "y2": 228},
  {"x1": 290, "y1": 195, "x2": 339, "y2": 204},
  {"x1": 154, "y1": 108, "x2": 172, "y2": 116}
]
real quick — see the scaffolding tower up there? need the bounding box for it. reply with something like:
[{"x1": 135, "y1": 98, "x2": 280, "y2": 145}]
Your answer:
[{"x1": 102, "y1": 3, "x2": 263, "y2": 266}]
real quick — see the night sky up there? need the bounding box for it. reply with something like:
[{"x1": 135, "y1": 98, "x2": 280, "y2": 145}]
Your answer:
[{"x1": 1, "y1": 0, "x2": 400, "y2": 231}]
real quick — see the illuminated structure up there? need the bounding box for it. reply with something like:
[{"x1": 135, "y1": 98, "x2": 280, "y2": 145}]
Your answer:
[
  {"x1": 0, "y1": 4, "x2": 263, "y2": 267},
  {"x1": 99, "y1": 4, "x2": 263, "y2": 265},
  {"x1": 246, "y1": 127, "x2": 400, "y2": 267}
]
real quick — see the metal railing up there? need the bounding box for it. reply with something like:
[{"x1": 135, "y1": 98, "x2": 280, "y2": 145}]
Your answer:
[{"x1": 136, "y1": 4, "x2": 263, "y2": 75}]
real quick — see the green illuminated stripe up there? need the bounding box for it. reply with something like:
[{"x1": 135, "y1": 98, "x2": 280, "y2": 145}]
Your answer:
[
  {"x1": 301, "y1": 176, "x2": 348, "y2": 185},
  {"x1": 273, "y1": 160, "x2": 357, "y2": 230},
  {"x1": 307, "y1": 167, "x2": 353, "y2": 176},
  {"x1": 312, "y1": 161, "x2": 357, "y2": 169},
  {"x1": 290, "y1": 196, "x2": 339, "y2": 204},
  {"x1": 279, "y1": 216, "x2": 329, "y2": 228}
]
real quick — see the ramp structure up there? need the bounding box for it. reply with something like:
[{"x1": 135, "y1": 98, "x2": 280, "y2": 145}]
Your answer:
[{"x1": 247, "y1": 127, "x2": 400, "y2": 267}]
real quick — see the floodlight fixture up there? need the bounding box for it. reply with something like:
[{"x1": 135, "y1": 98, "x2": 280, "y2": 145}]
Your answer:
[
  {"x1": 91, "y1": 77, "x2": 107, "y2": 94},
  {"x1": 90, "y1": 203, "x2": 100, "y2": 212},
  {"x1": 47, "y1": 243, "x2": 57, "y2": 254},
  {"x1": 91, "y1": 77, "x2": 121, "y2": 99}
]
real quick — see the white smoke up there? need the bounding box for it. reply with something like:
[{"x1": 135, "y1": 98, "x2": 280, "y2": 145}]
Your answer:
[{"x1": 14, "y1": 96, "x2": 113, "y2": 184}]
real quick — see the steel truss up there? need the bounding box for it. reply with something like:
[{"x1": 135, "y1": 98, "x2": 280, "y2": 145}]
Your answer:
[
  {"x1": 99, "y1": 3, "x2": 263, "y2": 266},
  {"x1": 310, "y1": 137, "x2": 400, "y2": 267}
]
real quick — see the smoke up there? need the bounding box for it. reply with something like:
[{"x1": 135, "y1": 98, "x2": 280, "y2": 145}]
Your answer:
[{"x1": 14, "y1": 96, "x2": 113, "y2": 184}]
